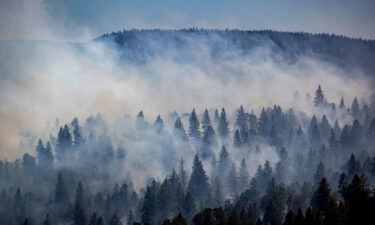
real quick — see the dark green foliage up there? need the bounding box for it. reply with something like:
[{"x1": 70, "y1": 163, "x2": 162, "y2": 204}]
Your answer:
[{"x1": 311, "y1": 177, "x2": 331, "y2": 213}]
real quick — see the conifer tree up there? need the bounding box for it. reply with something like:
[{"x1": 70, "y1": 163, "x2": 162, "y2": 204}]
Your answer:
[
  {"x1": 351, "y1": 97, "x2": 360, "y2": 118},
  {"x1": 238, "y1": 158, "x2": 250, "y2": 192},
  {"x1": 189, "y1": 109, "x2": 201, "y2": 143},
  {"x1": 201, "y1": 125, "x2": 217, "y2": 159},
  {"x1": 153, "y1": 115, "x2": 165, "y2": 134},
  {"x1": 174, "y1": 117, "x2": 189, "y2": 142},
  {"x1": 54, "y1": 172, "x2": 68, "y2": 204},
  {"x1": 258, "y1": 108, "x2": 270, "y2": 137},
  {"x1": 227, "y1": 163, "x2": 238, "y2": 196},
  {"x1": 217, "y1": 108, "x2": 229, "y2": 139},
  {"x1": 72, "y1": 182, "x2": 87, "y2": 225},
  {"x1": 56, "y1": 124, "x2": 73, "y2": 161},
  {"x1": 311, "y1": 177, "x2": 331, "y2": 213},
  {"x1": 235, "y1": 105, "x2": 247, "y2": 128},
  {"x1": 187, "y1": 155, "x2": 210, "y2": 209},
  {"x1": 314, "y1": 85, "x2": 327, "y2": 106},
  {"x1": 201, "y1": 109, "x2": 212, "y2": 134},
  {"x1": 233, "y1": 129, "x2": 241, "y2": 148}
]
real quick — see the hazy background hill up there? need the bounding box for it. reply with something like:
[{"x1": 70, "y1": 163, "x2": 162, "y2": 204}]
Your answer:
[{"x1": 97, "y1": 29, "x2": 375, "y2": 78}]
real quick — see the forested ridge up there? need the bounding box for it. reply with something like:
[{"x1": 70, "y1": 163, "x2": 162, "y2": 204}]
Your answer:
[
  {"x1": 1, "y1": 85, "x2": 375, "y2": 225},
  {"x1": 97, "y1": 29, "x2": 375, "y2": 78}
]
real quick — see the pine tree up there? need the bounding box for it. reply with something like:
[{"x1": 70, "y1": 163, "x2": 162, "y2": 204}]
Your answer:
[
  {"x1": 201, "y1": 109, "x2": 212, "y2": 134},
  {"x1": 347, "y1": 154, "x2": 360, "y2": 177},
  {"x1": 189, "y1": 109, "x2": 201, "y2": 142},
  {"x1": 182, "y1": 192, "x2": 196, "y2": 220},
  {"x1": 72, "y1": 182, "x2": 87, "y2": 225},
  {"x1": 233, "y1": 129, "x2": 241, "y2": 148},
  {"x1": 153, "y1": 115, "x2": 165, "y2": 134},
  {"x1": 314, "y1": 85, "x2": 326, "y2": 106},
  {"x1": 36, "y1": 140, "x2": 54, "y2": 168},
  {"x1": 174, "y1": 117, "x2": 189, "y2": 142},
  {"x1": 320, "y1": 115, "x2": 331, "y2": 140},
  {"x1": 314, "y1": 162, "x2": 325, "y2": 185},
  {"x1": 235, "y1": 105, "x2": 247, "y2": 128},
  {"x1": 311, "y1": 177, "x2": 331, "y2": 213},
  {"x1": 238, "y1": 158, "x2": 250, "y2": 192},
  {"x1": 351, "y1": 97, "x2": 360, "y2": 118},
  {"x1": 263, "y1": 178, "x2": 286, "y2": 225},
  {"x1": 54, "y1": 172, "x2": 68, "y2": 204},
  {"x1": 56, "y1": 124, "x2": 72, "y2": 161},
  {"x1": 136, "y1": 111, "x2": 147, "y2": 131},
  {"x1": 217, "y1": 108, "x2": 229, "y2": 138},
  {"x1": 258, "y1": 108, "x2": 270, "y2": 137},
  {"x1": 141, "y1": 180, "x2": 159, "y2": 224},
  {"x1": 212, "y1": 177, "x2": 223, "y2": 207},
  {"x1": 127, "y1": 210, "x2": 134, "y2": 225},
  {"x1": 187, "y1": 155, "x2": 210, "y2": 209},
  {"x1": 201, "y1": 125, "x2": 217, "y2": 159},
  {"x1": 71, "y1": 118, "x2": 84, "y2": 146},
  {"x1": 328, "y1": 129, "x2": 339, "y2": 151},
  {"x1": 227, "y1": 163, "x2": 238, "y2": 196},
  {"x1": 217, "y1": 146, "x2": 231, "y2": 178},
  {"x1": 339, "y1": 96, "x2": 345, "y2": 109},
  {"x1": 178, "y1": 158, "x2": 188, "y2": 191}
]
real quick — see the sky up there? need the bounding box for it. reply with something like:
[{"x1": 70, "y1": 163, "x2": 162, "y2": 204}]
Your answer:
[{"x1": 1, "y1": 0, "x2": 375, "y2": 41}]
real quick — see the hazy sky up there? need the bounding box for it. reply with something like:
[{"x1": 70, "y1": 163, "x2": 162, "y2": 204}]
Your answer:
[{"x1": 1, "y1": 0, "x2": 375, "y2": 41}]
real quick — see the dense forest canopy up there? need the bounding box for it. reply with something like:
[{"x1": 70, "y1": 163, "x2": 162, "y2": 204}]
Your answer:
[{"x1": 1, "y1": 82, "x2": 375, "y2": 225}]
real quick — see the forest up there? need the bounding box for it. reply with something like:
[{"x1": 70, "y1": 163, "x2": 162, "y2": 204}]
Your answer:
[{"x1": 1, "y1": 84, "x2": 375, "y2": 225}]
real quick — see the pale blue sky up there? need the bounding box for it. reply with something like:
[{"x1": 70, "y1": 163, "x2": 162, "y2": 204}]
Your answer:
[{"x1": 1, "y1": 0, "x2": 375, "y2": 40}]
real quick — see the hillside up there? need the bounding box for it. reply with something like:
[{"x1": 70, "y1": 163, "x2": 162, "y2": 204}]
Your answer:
[{"x1": 97, "y1": 29, "x2": 375, "y2": 77}]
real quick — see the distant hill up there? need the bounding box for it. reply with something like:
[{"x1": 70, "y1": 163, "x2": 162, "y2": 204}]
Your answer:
[{"x1": 97, "y1": 29, "x2": 375, "y2": 77}]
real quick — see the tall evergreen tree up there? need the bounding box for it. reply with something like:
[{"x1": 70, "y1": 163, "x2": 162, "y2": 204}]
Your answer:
[
  {"x1": 217, "y1": 108, "x2": 229, "y2": 138},
  {"x1": 263, "y1": 178, "x2": 286, "y2": 225},
  {"x1": 258, "y1": 108, "x2": 270, "y2": 137},
  {"x1": 201, "y1": 109, "x2": 212, "y2": 134},
  {"x1": 54, "y1": 172, "x2": 68, "y2": 204},
  {"x1": 153, "y1": 115, "x2": 165, "y2": 134},
  {"x1": 351, "y1": 97, "x2": 360, "y2": 118},
  {"x1": 233, "y1": 129, "x2": 241, "y2": 148},
  {"x1": 238, "y1": 158, "x2": 250, "y2": 192},
  {"x1": 174, "y1": 117, "x2": 189, "y2": 142},
  {"x1": 56, "y1": 124, "x2": 72, "y2": 161},
  {"x1": 235, "y1": 105, "x2": 247, "y2": 128},
  {"x1": 201, "y1": 125, "x2": 217, "y2": 159},
  {"x1": 314, "y1": 85, "x2": 327, "y2": 106},
  {"x1": 311, "y1": 177, "x2": 331, "y2": 213},
  {"x1": 189, "y1": 109, "x2": 201, "y2": 143},
  {"x1": 187, "y1": 155, "x2": 210, "y2": 209},
  {"x1": 72, "y1": 182, "x2": 87, "y2": 225}
]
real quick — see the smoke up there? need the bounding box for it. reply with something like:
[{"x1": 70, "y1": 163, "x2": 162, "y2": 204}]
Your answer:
[{"x1": 0, "y1": 32, "x2": 372, "y2": 160}]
